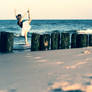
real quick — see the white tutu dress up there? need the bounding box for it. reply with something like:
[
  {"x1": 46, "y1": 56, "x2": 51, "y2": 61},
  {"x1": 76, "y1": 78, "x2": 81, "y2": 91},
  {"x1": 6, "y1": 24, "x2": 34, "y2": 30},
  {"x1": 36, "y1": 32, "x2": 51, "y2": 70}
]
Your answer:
[{"x1": 21, "y1": 20, "x2": 31, "y2": 36}]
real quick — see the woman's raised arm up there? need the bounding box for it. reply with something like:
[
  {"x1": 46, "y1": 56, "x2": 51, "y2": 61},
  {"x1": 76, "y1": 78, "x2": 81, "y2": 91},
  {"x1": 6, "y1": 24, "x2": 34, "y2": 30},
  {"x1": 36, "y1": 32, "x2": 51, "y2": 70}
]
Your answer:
[{"x1": 27, "y1": 9, "x2": 32, "y2": 24}]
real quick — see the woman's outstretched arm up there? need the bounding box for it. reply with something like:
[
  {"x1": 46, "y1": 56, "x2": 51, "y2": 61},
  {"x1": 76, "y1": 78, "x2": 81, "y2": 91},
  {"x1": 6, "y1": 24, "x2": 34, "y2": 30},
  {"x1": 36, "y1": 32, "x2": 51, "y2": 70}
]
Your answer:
[{"x1": 27, "y1": 9, "x2": 32, "y2": 24}]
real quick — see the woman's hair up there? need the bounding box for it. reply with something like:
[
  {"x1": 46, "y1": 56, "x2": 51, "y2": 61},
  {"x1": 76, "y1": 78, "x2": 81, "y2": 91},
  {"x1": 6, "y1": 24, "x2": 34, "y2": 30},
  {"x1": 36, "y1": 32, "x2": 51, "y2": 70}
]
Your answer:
[{"x1": 16, "y1": 14, "x2": 22, "y2": 20}]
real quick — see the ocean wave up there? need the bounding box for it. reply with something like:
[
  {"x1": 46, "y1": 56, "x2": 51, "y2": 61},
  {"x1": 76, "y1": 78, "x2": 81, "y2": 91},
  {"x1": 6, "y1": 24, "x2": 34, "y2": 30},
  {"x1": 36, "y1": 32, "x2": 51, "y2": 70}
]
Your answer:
[{"x1": 77, "y1": 29, "x2": 92, "y2": 34}]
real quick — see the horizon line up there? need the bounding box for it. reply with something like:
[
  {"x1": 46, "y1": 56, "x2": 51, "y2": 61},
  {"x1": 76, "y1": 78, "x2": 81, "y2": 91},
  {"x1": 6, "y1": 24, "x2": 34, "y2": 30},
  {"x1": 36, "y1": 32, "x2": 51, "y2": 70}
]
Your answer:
[{"x1": 0, "y1": 18, "x2": 92, "y2": 20}]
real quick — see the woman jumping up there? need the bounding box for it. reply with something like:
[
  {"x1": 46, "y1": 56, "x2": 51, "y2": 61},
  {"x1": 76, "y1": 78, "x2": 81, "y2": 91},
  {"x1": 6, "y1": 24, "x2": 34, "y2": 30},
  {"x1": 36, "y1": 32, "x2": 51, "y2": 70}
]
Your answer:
[{"x1": 15, "y1": 9, "x2": 32, "y2": 45}]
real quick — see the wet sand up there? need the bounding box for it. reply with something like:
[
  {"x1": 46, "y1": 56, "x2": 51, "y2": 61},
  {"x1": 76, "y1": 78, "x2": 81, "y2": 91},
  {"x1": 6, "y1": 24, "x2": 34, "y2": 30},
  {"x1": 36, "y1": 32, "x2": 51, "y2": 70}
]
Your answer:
[{"x1": 0, "y1": 47, "x2": 92, "y2": 92}]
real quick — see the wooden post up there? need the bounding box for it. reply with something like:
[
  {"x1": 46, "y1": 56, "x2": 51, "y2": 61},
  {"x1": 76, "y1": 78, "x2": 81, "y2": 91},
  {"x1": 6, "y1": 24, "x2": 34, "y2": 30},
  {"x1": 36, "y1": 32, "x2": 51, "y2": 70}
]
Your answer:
[
  {"x1": 76, "y1": 34, "x2": 88, "y2": 48},
  {"x1": 31, "y1": 33, "x2": 40, "y2": 51},
  {"x1": 0, "y1": 32, "x2": 1, "y2": 52},
  {"x1": 0, "y1": 32, "x2": 14, "y2": 53},
  {"x1": 51, "y1": 32, "x2": 60, "y2": 50},
  {"x1": 61, "y1": 33, "x2": 70, "y2": 49},
  {"x1": 71, "y1": 33, "x2": 77, "y2": 48},
  {"x1": 89, "y1": 34, "x2": 92, "y2": 46},
  {"x1": 40, "y1": 34, "x2": 50, "y2": 51}
]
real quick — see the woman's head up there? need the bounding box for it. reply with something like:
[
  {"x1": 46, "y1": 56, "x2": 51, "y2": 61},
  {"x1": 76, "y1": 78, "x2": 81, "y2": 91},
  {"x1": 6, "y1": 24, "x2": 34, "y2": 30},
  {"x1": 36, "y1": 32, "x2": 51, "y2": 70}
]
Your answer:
[{"x1": 16, "y1": 14, "x2": 22, "y2": 21}]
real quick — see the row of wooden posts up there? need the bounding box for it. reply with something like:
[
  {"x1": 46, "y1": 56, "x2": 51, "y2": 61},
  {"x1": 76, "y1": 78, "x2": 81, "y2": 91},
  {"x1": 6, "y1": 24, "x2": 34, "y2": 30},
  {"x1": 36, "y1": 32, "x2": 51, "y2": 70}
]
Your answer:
[
  {"x1": 0, "y1": 31, "x2": 92, "y2": 53},
  {"x1": 31, "y1": 32, "x2": 90, "y2": 51}
]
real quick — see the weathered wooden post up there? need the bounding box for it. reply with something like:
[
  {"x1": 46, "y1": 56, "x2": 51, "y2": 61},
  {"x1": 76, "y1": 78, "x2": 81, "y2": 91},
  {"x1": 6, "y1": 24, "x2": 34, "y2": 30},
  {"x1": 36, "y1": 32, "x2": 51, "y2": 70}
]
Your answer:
[
  {"x1": 51, "y1": 32, "x2": 60, "y2": 50},
  {"x1": 0, "y1": 32, "x2": 1, "y2": 52},
  {"x1": 76, "y1": 34, "x2": 88, "y2": 48},
  {"x1": 71, "y1": 33, "x2": 77, "y2": 48},
  {"x1": 61, "y1": 33, "x2": 70, "y2": 49},
  {"x1": 0, "y1": 32, "x2": 14, "y2": 53},
  {"x1": 31, "y1": 33, "x2": 40, "y2": 51},
  {"x1": 0, "y1": 32, "x2": 1, "y2": 49},
  {"x1": 89, "y1": 34, "x2": 92, "y2": 46},
  {"x1": 40, "y1": 34, "x2": 50, "y2": 51}
]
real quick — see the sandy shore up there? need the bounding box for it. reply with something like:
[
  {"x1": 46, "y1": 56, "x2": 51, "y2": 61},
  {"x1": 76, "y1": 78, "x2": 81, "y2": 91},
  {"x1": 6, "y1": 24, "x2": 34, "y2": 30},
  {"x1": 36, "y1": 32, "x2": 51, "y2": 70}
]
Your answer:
[{"x1": 0, "y1": 47, "x2": 92, "y2": 92}]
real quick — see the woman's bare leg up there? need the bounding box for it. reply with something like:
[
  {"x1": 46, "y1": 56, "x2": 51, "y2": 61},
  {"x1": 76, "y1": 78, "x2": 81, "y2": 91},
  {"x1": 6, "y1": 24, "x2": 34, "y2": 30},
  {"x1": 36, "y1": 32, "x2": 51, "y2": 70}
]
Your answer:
[{"x1": 24, "y1": 31, "x2": 29, "y2": 45}]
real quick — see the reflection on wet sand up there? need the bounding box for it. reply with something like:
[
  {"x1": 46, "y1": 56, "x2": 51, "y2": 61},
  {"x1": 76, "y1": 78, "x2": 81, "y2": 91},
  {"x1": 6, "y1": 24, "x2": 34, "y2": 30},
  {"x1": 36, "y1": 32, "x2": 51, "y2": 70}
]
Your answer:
[{"x1": 48, "y1": 81, "x2": 92, "y2": 92}]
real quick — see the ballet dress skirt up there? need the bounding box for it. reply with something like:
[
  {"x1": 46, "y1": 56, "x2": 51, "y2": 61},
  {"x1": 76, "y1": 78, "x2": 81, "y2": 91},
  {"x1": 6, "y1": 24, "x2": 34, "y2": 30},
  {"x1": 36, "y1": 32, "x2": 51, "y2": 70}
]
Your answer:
[{"x1": 17, "y1": 20, "x2": 31, "y2": 36}]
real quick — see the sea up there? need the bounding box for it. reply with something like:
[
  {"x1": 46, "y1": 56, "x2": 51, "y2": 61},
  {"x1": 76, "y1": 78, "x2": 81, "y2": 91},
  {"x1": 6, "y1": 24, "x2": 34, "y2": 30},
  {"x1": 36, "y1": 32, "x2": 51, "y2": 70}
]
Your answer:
[{"x1": 0, "y1": 20, "x2": 92, "y2": 48}]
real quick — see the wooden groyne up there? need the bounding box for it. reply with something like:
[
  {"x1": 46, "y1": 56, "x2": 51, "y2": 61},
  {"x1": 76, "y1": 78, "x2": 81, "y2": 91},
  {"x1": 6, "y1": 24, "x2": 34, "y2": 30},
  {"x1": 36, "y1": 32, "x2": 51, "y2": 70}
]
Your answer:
[
  {"x1": 51, "y1": 32, "x2": 60, "y2": 50},
  {"x1": 76, "y1": 34, "x2": 88, "y2": 48},
  {"x1": 61, "y1": 33, "x2": 70, "y2": 49},
  {"x1": 31, "y1": 31, "x2": 91, "y2": 51},
  {"x1": 0, "y1": 32, "x2": 14, "y2": 53},
  {"x1": 0, "y1": 31, "x2": 92, "y2": 52},
  {"x1": 89, "y1": 34, "x2": 92, "y2": 46},
  {"x1": 31, "y1": 33, "x2": 40, "y2": 51},
  {"x1": 40, "y1": 34, "x2": 50, "y2": 50}
]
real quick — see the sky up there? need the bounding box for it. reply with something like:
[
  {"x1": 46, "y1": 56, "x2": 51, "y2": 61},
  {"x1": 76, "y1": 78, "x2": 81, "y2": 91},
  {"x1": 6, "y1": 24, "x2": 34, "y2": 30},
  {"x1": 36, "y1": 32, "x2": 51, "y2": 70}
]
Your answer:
[{"x1": 0, "y1": 0, "x2": 92, "y2": 19}]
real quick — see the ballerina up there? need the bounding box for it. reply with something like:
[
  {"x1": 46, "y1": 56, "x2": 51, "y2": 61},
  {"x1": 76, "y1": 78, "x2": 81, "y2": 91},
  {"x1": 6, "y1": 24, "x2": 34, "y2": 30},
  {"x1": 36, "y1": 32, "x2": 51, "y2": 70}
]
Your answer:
[{"x1": 15, "y1": 9, "x2": 32, "y2": 45}]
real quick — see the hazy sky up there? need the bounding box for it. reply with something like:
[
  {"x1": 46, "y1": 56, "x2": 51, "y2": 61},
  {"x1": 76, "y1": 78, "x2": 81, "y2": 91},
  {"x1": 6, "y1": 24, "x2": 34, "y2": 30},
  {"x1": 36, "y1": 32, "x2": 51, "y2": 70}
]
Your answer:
[{"x1": 0, "y1": 0, "x2": 92, "y2": 19}]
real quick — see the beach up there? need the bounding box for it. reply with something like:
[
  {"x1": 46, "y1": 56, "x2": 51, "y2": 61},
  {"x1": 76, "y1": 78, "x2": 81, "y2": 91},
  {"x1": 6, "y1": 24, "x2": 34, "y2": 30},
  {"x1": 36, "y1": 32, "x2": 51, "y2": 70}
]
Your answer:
[{"x1": 0, "y1": 47, "x2": 92, "y2": 92}]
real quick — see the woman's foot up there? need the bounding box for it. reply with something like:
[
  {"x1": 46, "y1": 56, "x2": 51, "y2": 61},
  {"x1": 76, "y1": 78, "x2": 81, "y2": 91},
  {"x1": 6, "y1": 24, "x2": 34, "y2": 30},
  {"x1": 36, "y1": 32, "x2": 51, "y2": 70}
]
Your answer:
[{"x1": 25, "y1": 42, "x2": 30, "y2": 46}]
